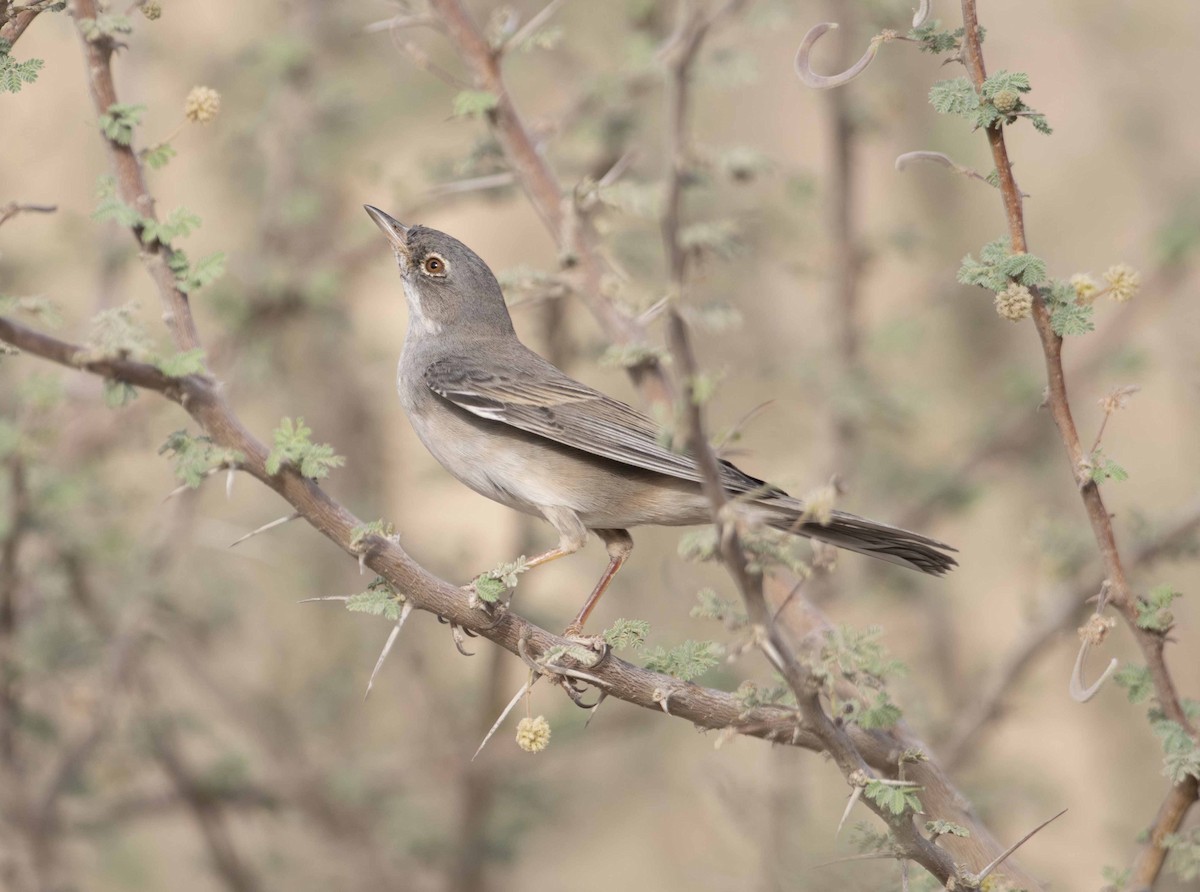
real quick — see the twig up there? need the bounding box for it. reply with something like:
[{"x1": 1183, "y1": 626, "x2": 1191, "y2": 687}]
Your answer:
[
  {"x1": 500, "y1": 0, "x2": 568, "y2": 55},
  {"x1": 0, "y1": 202, "x2": 56, "y2": 228}
]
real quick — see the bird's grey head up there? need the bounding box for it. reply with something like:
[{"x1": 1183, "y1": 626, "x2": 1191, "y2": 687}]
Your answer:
[{"x1": 363, "y1": 204, "x2": 515, "y2": 339}]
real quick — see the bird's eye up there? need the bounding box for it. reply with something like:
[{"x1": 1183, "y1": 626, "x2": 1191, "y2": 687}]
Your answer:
[{"x1": 422, "y1": 254, "x2": 447, "y2": 276}]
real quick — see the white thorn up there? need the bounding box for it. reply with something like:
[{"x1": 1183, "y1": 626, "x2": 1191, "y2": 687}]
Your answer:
[
  {"x1": 226, "y1": 467, "x2": 235, "y2": 500},
  {"x1": 364, "y1": 601, "x2": 414, "y2": 700},
  {"x1": 229, "y1": 511, "x2": 301, "y2": 547},
  {"x1": 836, "y1": 785, "x2": 864, "y2": 839},
  {"x1": 472, "y1": 677, "x2": 537, "y2": 762}
]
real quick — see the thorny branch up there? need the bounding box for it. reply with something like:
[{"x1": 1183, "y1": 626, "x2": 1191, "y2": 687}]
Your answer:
[
  {"x1": 657, "y1": 3, "x2": 1020, "y2": 888},
  {"x1": 954, "y1": 2, "x2": 1197, "y2": 886}
]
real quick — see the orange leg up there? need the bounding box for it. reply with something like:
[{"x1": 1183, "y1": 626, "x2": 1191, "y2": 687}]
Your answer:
[{"x1": 564, "y1": 529, "x2": 633, "y2": 637}]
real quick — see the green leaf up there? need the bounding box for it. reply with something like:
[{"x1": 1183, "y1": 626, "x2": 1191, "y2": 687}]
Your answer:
[
  {"x1": 265, "y1": 417, "x2": 345, "y2": 479},
  {"x1": 907, "y1": 23, "x2": 960, "y2": 55},
  {"x1": 0, "y1": 295, "x2": 61, "y2": 327},
  {"x1": 98, "y1": 102, "x2": 146, "y2": 146},
  {"x1": 143, "y1": 142, "x2": 177, "y2": 169},
  {"x1": 93, "y1": 190, "x2": 143, "y2": 228},
  {"x1": 1029, "y1": 113, "x2": 1053, "y2": 135},
  {"x1": 154, "y1": 348, "x2": 207, "y2": 377},
  {"x1": 997, "y1": 251, "x2": 1048, "y2": 286},
  {"x1": 858, "y1": 691, "x2": 902, "y2": 729},
  {"x1": 981, "y1": 70, "x2": 1032, "y2": 98},
  {"x1": 141, "y1": 207, "x2": 201, "y2": 246},
  {"x1": 82, "y1": 302, "x2": 154, "y2": 361},
  {"x1": 690, "y1": 588, "x2": 747, "y2": 629},
  {"x1": 1090, "y1": 454, "x2": 1128, "y2": 484},
  {"x1": 176, "y1": 252, "x2": 227, "y2": 294},
  {"x1": 346, "y1": 579, "x2": 404, "y2": 621},
  {"x1": 1163, "y1": 828, "x2": 1200, "y2": 881},
  {"x1": 1050, "y1": 301, "x2": 1094, "y2": 336},
  {"x1": 78, "y1": 14, "x2": 133, "y2": 42},
  {"x1": 603, "y1": 618, "x2": 650, "y2": 651},
  {"x1": 350, "y1": 520, "x2": 396, "y2": 550},
  {"x1": 642, "y1": 639, "x2": 723, "y2": 681},
  {"x1": 1150, "y1": 717, "x2": 1200, "y2": 783},
  {"x1": 864, "y1": 780, "x2": 923, "y2": 816},
  {"x1": 598, "y1": 343, "x2": 668, "y2": 370},
  {"x1": 452, "y1": 90, "x2": 500, "y2": 117},
  {"x1": 157, "y1": 429, "x2": 242, "y2": 488},
  {"x1": 929, "y1": 77, "x2": 978, "y2": 117},
  {"x1": 0, "y1": 54, "x2": 44, "y2": 94},
  {"x1": 471, "y1": 557, "x2": 529, "y2": 603},
  {"x1": 102, "y1": 379, "x2": 138, "y2": 408},
  {"x1": 925, "y1": 819, "x2": 970, "y2": 839},
  {"x1": 1113, "y1": 664, "x2": 1153, "y2": 704},
  {"x1": 1136, "y1": 584, "x2": 1182, "y2": 632}
]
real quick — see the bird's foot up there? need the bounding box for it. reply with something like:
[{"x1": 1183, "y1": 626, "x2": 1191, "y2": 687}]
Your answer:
[
  {"x1": 462, "y1": 575, "x2": 515, "y2": 622},
  {"x1": 435, "y1": 615, "x2": 479, "y2": 655}
]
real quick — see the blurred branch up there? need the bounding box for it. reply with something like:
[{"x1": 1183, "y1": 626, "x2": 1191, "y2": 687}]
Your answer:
[
  {"x1": 823, "y1": 1, "x2": 864, "y2": 475},
  {"x1": 658, "y1": 4, "x2": 1007, "y2": 887},
  {"x1": 422, "y1": 0, "x2": 674, "y2": 408},
  {"x1": 0, "y1": 0, "x2": 53, "y2": 45},
  {"x1": 0, "y1": 202, "x2": 56, "y2": 229},
  {"x1": 955, "y1": 2, "x2": 1197, "y2": 886},
  {"x1": 141, "y1": 681, "x2": 262, "y2": 892},
  {"x1": 70, "y1": 0, "x2": 203, "y2": 352},
  {"x1": 0, "y1": 457, "x2": 28, "y2": 769},
  {"x1": 941, "y1": 499, "x2": 1200, "y2": 770}
]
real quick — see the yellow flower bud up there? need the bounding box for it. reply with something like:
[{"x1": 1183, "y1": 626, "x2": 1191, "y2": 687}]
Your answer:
[
  {"x1": 184, "y1": 86, "x2": 221, "y2": 124},
  {"x1": 994, "y1": 282, "x2": 1032, "y2": 321},
  {"x1": 515, "y1": 715, "x2": 551, "y2": 753}
]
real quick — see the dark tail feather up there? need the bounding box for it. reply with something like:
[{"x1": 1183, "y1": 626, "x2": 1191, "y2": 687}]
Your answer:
[{"x1": 766, "y1": 503, "x2": 957, "y2": 576}]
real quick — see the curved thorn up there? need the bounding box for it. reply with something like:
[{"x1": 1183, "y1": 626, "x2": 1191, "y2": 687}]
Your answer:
[
  {"x1": 225, "y1": 467, "x2": 236, "y2": 500},
  {"x1": 364, "y1": 601, "x2": 414, "y2": 700},
  {"x1": 836, "y1": 785, "x2": 864, "y2": 839},
  {"x1": 472, "y1": 677, "x2": 536, "y2": 761},
  {"x1": 912, "y1": 0, "x2": 931, "y2": 29},
  {"x1": 895, "y1": 150, "x2": 958, "y2": 173},
  {"x1": 794, "y1": 23, "x2": 883, "y2": 90},
  {"x1": 1069, "y1": 639, "x2": 1118, "y2": 703}
]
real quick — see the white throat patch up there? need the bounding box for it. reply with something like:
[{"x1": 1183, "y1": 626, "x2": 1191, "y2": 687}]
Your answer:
[{"x1": 402, "y1": 276, "x2": 442, "y2": 335}]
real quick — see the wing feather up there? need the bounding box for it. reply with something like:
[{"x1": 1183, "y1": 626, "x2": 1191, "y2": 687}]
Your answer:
[{"x1": 423, "y1": 354, "x2": 778, "y2": 496}]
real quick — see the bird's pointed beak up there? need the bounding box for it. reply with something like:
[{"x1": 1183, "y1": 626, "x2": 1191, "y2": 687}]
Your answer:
[{"x1": 363, "y1": 204, "x2": 410, "y2": 254}]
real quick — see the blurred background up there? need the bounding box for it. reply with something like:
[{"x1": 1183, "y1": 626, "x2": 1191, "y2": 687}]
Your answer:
[{"x1": 2, "y1": 0, "x2": 1199, "y2": 889}]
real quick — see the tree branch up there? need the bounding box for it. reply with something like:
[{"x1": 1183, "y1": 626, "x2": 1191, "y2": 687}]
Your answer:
[{"x1": 957, "y1": 2, "x2": 1197, "y2": 885}]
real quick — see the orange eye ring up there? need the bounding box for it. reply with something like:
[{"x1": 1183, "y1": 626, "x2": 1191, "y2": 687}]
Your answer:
[{"x1": 422, "y1": 254, "x2": 446, "y2": 275}]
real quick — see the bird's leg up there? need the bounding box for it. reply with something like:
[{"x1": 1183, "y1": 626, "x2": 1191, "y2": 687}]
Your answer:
[
  {"x1": 563, "y1": 529, "x2": 633, "y2": 639},
  {"x1": 463, "y1": 513, "x2": 587, "y2": 619}
]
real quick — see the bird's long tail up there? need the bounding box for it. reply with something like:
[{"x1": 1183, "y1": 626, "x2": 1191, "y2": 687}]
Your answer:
[{"x1": 764, "y1": 501, "x2": 957, "y2": 576}]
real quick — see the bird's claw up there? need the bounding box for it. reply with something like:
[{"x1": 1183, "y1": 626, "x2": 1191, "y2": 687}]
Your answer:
[{"x1": 436, "y1": 614, "x2": 476, "y2": 656}]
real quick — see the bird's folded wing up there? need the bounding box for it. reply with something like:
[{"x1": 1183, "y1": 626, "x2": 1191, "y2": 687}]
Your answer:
[{"x1": 423, "y1": 355, "x2": 778, "y2": 496}]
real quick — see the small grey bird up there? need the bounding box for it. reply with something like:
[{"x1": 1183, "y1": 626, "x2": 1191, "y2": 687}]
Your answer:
[{"x1": 365, "y1": 205, "x2": 955, "y2": 634}]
